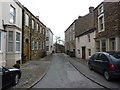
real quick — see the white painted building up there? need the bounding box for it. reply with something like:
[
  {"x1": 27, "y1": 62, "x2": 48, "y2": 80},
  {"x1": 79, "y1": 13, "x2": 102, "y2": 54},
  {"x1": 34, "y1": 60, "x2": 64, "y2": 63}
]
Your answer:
[
  {"x1": 76, "y1": 28, "x2": 96, "y2": 59},
  {"x1": 46, "y1": 28, "x2": 54, "y2": 55},
  {"x1": 0, "y1": 0, "x2": 23, "y2": 66}
]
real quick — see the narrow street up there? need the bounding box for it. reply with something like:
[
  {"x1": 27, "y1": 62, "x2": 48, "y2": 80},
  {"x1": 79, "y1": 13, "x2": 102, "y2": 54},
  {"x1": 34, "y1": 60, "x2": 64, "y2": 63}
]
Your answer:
[{"x1": 32, "y1": 53, "x2": 102, "y2": 88}]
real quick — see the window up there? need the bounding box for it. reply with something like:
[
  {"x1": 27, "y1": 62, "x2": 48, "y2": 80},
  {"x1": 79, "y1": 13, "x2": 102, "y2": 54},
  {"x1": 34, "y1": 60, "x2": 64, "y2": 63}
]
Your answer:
[
  {"x1": 102, "y1": 40, "x2": 106, "y2": 52},
  {"x1": 25, "y1": 14, "x2": 29, "y2": 26},
  {"x1": 43, "y1": 28, "x2": 45, "y2": 34},
  {"x1": 36, "y1": 42, "x2": 39, "y2": 50},
  {"x1": 99, "y1": 16, "x2": 104, "y2": 30},
  {"x1": 111, "y1": 41, "x2": 115, "y2": 51},
  {"x1": 40, "y1": 41, "x2": 42, "y2": 49},
  {"x1": 31, "y1": 39, "x2": 34, "y2": 50},
  {"x1": 10, "y1": 5, "x2": 15, "y2": 23},
  {"x1": 88, "y1": 35, "x2": 90, "y2": 42},
  {"x1": 40, "y1": 26, "x2": 42, "y2": 33},
  {"x1": 98, "y1": 6, "x2": 103, "y2": 15},
  {"x1": 32, "y1": 20, "x2": 34, "y2": 29},
  {"x1": 8, "y1": 31, "x2": 13, "y2": 52},
  {"x1": 0, "y1": 32, "x2": 1, "y2": 51},
  {"x1": 88, "y1": 49, "x2": 91, "y2": 56},
  {"x1": 78, "y1": 49, "x2": 80, "y2": 54},
  {"x1": 46, "y1": 37, "x2": 49, "y2": 41},
  {"x1": 46, "y1": 46, "x2": 49, "y2": 51},
  {"x1": 36, "y1": 23, "x2": 38, "y2": 31},
  {"x1": 16, "y1": 32, "x2": 20, "y2": 51},
  {"x1": 73, "y1": 32, "x2": 75, "y2": 40}
]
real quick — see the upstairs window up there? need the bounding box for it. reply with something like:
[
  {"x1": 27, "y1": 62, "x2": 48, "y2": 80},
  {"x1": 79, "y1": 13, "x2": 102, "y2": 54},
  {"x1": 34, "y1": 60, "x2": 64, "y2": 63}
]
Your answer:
[
  {"x1": 88, "y1": 34, "x2": 90, "y2": 42},
  {"x1": 36, "y1": 23, "x2": 38, "y2": 31},
  {"x1": 25, "y1": 14, "x2": 29, "y2": 26},
  {"x1": 10, "y1": 5, "x2": 15, "y2": 23},
  {"x1": 98, "y1": 5, "x2": 103, "y2": 15},
  {"x1": 32, "y1": 20, "x2": 34, "y2": 29},
  {"x1": 98, "y1": 15, "x2": 104, "y2": 32},
  {"x1": 40, "y1": 26, "x2": 42, "y2": 33},
  {"x1": 46, "y1": 37, "x2": 49, "y2": 41}
]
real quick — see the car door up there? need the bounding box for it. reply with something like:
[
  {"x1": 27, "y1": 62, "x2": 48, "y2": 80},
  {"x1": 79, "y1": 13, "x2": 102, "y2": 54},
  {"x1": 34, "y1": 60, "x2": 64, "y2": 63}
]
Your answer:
[
  {"x1": 93, "y1": 53, "x2": 103, "y2": 72},
  {"x1": 2, "y1": 67, "x2": 12, "y2": 87},
  {"x1": 92, "y1": 53, "x2": 100, "y2": 71}
]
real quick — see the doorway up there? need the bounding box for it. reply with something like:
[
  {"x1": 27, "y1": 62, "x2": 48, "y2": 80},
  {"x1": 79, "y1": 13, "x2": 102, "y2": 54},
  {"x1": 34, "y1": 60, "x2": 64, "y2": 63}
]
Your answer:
[
  {"x1": 25, "y1": 39, "x2": 29, "y2": 60},
  {"x1": 82, "y1": 47, "x2": 86, "y2": 59}
]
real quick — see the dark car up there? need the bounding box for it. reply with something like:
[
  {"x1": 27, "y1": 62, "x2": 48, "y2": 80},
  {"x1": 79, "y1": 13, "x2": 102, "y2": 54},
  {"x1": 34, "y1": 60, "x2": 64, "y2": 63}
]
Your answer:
[
  {"x1": 0, "y1": 66, "x2": 21, "y2": 89},
  {"x1": 88, "y1": 51, "x2": 120, "y2": 81}
]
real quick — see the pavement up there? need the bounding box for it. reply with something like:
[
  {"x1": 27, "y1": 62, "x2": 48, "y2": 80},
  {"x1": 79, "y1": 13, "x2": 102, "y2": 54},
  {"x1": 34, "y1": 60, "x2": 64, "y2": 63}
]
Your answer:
[{"x1": 10, "y1": 54, "x2": 53, "y2": 89}]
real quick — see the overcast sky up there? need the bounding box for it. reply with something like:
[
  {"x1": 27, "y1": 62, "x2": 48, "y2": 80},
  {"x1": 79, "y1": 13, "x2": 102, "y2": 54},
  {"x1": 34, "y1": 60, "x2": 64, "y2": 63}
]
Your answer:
[{"x1": 18, "y1": 0, "x2": 103, "y2": 41}]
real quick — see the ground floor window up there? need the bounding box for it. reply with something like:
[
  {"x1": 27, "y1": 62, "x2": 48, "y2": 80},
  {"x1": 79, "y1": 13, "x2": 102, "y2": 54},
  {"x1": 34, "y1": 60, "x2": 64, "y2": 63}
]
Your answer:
[
  {"x1": 31, "y1": 39, "x2": 34, "y2": 50},
  {"x1": 46, "y1": 46, "x2": 49, "y2": 51},
  {"x1": 8, "y1": 31, "x2": 13, "y2": 52},
  {"x1": 88, "y1": 49, "x2": 91, "y2": 56},
  {"x1": 16, "y1": 32, "x2": 20, "y2": 51},
  {"x1": 101, "y1": 40, "x2": 106, "y2": 52},
  {"x1": 0, "y1": 32, "x2": 1, "y2": 51}
]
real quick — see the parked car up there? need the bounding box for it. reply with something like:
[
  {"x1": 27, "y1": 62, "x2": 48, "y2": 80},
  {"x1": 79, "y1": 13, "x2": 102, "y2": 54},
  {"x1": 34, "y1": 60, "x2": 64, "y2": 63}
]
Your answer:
[
  {"x1": 0, "y1": 66, "x2": 21, "y2": 89},
  {"x1": 88, "y1": 51, "x2": 120, "y2": 81}
]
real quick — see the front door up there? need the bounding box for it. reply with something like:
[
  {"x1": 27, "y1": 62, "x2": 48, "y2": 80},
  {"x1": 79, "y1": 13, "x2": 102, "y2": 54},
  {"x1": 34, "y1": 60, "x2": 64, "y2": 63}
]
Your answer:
[
  {"x1": 25, "y1": 39, "x2": 29, "y2": 60},
  {"x1": 82, "y1": 47, "x2": 86, "y2": 59}
]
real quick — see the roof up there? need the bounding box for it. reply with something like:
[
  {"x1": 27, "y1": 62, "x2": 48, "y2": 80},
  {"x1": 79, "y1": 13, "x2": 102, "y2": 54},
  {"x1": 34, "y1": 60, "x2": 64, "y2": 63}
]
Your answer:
[
  {"x1": 65, "y1": 20, "x2": 77, "y2": 32},
  {"x1": 24, "y1": 7, "x2": 46, "y2": 28},
  {"x1": 76, "y1": 28, "x2": 96, "y2": 37}
]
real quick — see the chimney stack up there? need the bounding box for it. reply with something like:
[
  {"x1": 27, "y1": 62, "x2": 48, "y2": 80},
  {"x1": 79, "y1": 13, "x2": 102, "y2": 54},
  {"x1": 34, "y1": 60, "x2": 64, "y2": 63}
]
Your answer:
[
  {"x1": 89, "y1": 7, "x2": 94, "y2": 13},
  {"x1": 36, "y1": 16, "x2": 39, "y2": 19}
]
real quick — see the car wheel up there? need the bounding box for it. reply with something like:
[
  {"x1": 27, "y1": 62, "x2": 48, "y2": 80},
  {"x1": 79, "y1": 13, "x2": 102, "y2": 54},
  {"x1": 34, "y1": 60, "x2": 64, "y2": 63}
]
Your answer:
[
  {"x1": 104, "y1": 71, "x2": 111, "y2": 81},
  {"x1": 14, "y1": 74, "x2": 19, "y2": 85},
  {"x1": 88, "y1": 63, "x2": 93, "y2": 70}
]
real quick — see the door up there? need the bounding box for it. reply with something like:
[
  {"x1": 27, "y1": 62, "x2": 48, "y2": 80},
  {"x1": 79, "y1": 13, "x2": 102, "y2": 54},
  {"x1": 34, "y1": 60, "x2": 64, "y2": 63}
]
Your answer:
[
  {"x1": 25, "y1": 39, "x2": 29, "y2": 60},
  {"x1": 82, "y1": 47, "x2": 86, "y2": 59}
]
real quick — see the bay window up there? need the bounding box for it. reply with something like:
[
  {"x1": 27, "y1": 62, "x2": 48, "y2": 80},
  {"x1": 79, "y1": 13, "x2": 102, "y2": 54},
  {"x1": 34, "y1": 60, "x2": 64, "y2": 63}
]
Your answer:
[
  {"x1": 8, "y1": 31, "x2": 13, "y2": 52},
  {"x1": 16, "y1": 32, "x2": 20, "y2": 51}
]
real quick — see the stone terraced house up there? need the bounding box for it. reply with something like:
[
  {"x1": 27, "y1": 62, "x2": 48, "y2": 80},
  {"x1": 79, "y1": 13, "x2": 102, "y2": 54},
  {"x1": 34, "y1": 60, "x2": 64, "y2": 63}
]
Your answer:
[
  {"x1": 22, "y1": 7, "x2": 46, "y2": 62},
  {"x1": 95, "y1": 2, "x2": 120, "y2": 52}
]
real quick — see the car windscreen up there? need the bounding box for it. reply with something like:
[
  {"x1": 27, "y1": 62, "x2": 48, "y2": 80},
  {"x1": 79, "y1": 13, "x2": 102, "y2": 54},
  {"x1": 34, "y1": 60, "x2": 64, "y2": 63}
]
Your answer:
[{"x1": 109, "y1": 53, "x2": 120, "y2": 61}]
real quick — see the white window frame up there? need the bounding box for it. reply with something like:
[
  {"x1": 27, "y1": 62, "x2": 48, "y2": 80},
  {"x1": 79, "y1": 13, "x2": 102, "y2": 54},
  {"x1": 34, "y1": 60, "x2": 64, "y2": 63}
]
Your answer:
[
  {"x1": 88, "y1": 49, "x2": 91, "y2": 56},
  {"x1": 16, "y1": 32, "x2": 20, "y2": 52},
  {"x1": 98, "y1": 5, "x2": 103, "y2": 15},
  {"x1": 88, "y1": 34, "x2": 90, "y2": 42},
  {"x1": 8, "y1": 31, "x2": 14, "y2": 52},
  {"x1": 40, "y1": 41, "x2": 42, "y2": 49},
  {"x1": 37, "y1": 42, "x2": 39, "y2": 50},
  {"x1": 40, "y1": 26, "x2": 42, "y2": 33},
  {"x1": 32, "y1": 20, "x2": 34, "y2": 29},
  {"x1": 25, "y1": 14, "x2": 29, "y2": 26},
  {"x1": 98, "y1": 14, "x2": 105, "y2": 32},
  {"x1": 0, "y1": 32, "x2": 1, "y2": 51},
  {"x1": 31, "y1": 39, "x2": 34, "y2": 50},
  {"x1": 36, "y1": 23, "x2": 38, "y2": 31},
  {"x1": 10, "y1": 5, "x2": 15, "y2": 23}
]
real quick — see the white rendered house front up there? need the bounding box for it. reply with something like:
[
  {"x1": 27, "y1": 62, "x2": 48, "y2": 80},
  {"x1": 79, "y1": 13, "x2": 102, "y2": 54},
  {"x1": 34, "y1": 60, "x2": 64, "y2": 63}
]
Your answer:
[
  {"x1": 76, "y1": 29, "x2": 96, "y2": 59},
  {"x1": 46, "y1": 28, "x2": 54, "y2": 55},
  {"x1": 1, "y1": 0, "x2": 22, "y2": 66}
]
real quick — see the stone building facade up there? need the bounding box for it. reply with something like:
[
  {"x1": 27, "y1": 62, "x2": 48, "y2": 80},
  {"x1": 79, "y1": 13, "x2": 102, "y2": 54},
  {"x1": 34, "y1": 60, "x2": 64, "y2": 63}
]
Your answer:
[
  {"x1": 22, "y1": 7, "x2": 46, "y2": 62},
  {"x1": 75, "y1": 7, "x2": 96, "y2": 59},
  {"x1": 65, "y1": 21, "x2": 76, "y2": 56},
  {"x1": 95, "y1": 2, "x2": 120, "y2": 52}
]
